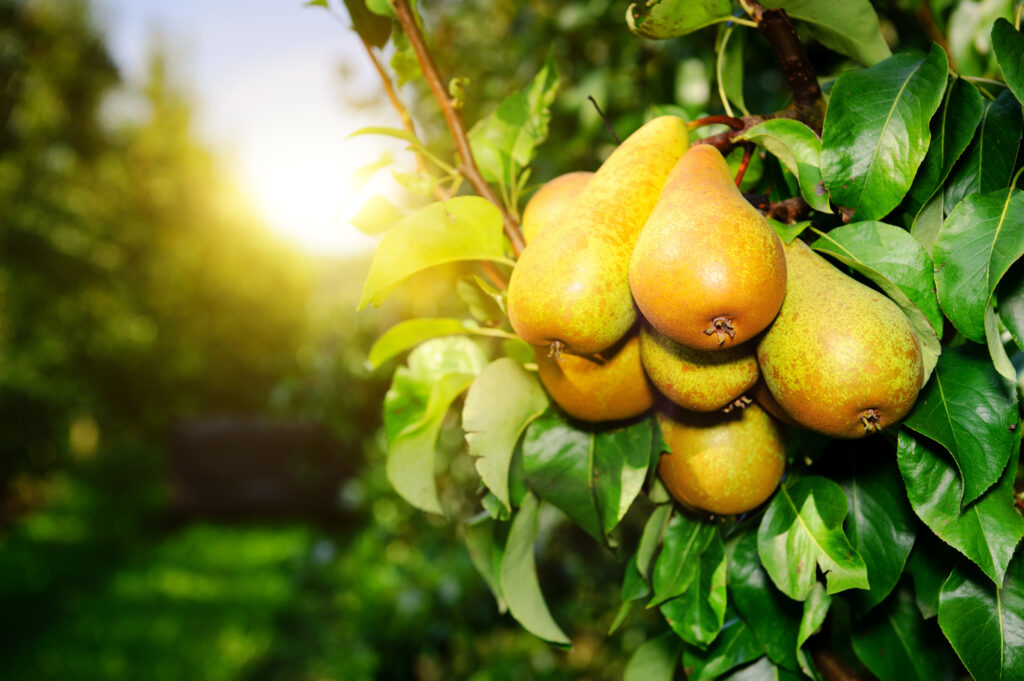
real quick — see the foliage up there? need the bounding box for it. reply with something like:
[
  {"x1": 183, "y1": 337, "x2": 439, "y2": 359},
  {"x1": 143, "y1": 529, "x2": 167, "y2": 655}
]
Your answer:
[{"x1": 344, "y1": 0, "x2": 1024, "y2": 678}]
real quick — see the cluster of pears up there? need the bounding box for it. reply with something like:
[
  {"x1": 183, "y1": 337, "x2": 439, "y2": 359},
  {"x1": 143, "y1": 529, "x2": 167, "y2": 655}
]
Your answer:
[{"x1": 506, "y1": 116, "x2": 924, "y2": 515}]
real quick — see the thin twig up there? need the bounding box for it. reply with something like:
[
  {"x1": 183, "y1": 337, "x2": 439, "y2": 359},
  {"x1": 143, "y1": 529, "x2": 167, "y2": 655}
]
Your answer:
[
  {"x1": 390, "y1": 0, "x2": 526, "y2": 258},
  {"x1": 588, "y1": 96, "x2": 621, "y2": 143},
  {"x1": 734, "y1": 144, "x2": 754, "y2": 187}
]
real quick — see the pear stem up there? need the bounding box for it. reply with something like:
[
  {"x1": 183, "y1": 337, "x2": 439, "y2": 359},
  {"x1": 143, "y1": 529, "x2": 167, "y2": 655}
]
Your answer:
[{"x1": 390, "y1": 0, "x2": 526, "y2": 258}]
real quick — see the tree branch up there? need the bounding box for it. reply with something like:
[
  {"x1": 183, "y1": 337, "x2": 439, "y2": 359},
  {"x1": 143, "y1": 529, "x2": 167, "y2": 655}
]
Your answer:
[{"x1": 390, "y1": 0, "x2": 526, "y2": 258}]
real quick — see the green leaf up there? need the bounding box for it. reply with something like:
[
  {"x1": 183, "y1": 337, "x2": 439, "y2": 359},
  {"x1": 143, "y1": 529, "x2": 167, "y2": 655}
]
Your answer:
[
  {"x1": 624, "y1": 632, "x2": 682, "y2": 681},
  {"x1": 358, "y1": 197, "x2": 512, "y2": 309},
  {"x1": 996, "y1": 262, "x2": 1024, "y2": 353},
  {"x1": 456, "y1": 275, "x2": 505, "y2": 325},
  {"x1": 896, "y1": 428, "x2": 1024, "y2": 585},
  {"x1": 796, "y1": 582, "x2": 831, "y2": 678},
  {"x1": 683, "y1": 608, "x2": 765, "y2": 681},
  {"x1": 906, "y1": 533, "x2": 957, "y2": 619},
  {"x1": 728, "y1": 531, "x2": 801, "y2": 669},
  {"x1": 351, "y1": 195, "x2": 402, "y2": 236},
  {"x1": 719, "y1": 657, "x2": 804, "y2": 681},
  {"x1": 390, "y1": 25, "x2": 420, "y2": 86},
  {"x1": 836, "y1": 449, "x2": 917, "y2": 613},
  {"x1": 464, "y1": 517, "x2": 506, "y2": 612},
  {"x1": 637, "y1": 503, "x2": 674, "y2": 582},
  {"x1": 934, "y1": 188, "x2": 1024, "y2": 370},
  {"x1": 717, "y1": 23, "x2": 747, "y2": 116},
  {"x1": 911, "y1": 191, "x2": 946, "y2": 257},
  {"x1": 821, "y1": 45, "x2": 949, "y2": 221},
  {"x1": 943, "y1": 90, "x2": 1023, "y2": 212},
  {"x1": 851, "y1": 586, "x2": 957, "y2": 681},
  {"x1": 650, "y1": 512, "x2": 717, "y2": 606},
  {"x1": 348, "y1": 125, "x2": 421, "y2": 146},
  {"x1": 812, "y1": 221, "x2": 943, "y2": 337},
  {"x1": 499, "y1": 492, "x2": 571, "y2": 645},
  {"x1": 938, "y1": 552, "x2": 1024, "y2": 680},
  {"x1": 993, "y1": 18, "x2": 1024, "y2": 105},
  {"x1": 660, "y1": 531, "x2": 727, "y2": 648},
  {"x1": 369, "y1": 319, "x2": 470, "y2": 369},
  {"x1": 522, "y1": 412, "x2": 652, "y2": 541},
  {"x1": 901, "y1": 344, "x2": 1019, "y2": 507},
  {"x1": 625, "y1": 0, "x2": 733, "y2": 39},
  {"x1": 739, "y1": 119, "x2": 830, "y2": 213},
  {"x1": 905, "y1": 78, "x2": 984, "y2": 221},
  {"x1": 757, "y1": 477, "x2": 870, "y2": 601},
  {"x1": 341, "y1": 0, "x2": 391, "y2": 48},
  {"x1": 761, "y1": 0, "x2": 890, "y2": 66},
  {"x1": 463, "y1": 358, "x2": 548, "y2": 512},
  {"x1": 768, "y1": 219, "x2": 811, "y2": 245},
  {"x1": 468, "y1": 55, "x2": 560, "y2": 187}
]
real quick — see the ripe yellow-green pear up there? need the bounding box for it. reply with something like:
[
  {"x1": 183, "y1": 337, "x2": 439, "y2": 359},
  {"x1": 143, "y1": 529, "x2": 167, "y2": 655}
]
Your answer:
[
  {"x1": 507, "y1": 116, "x2": 689, "y2": 356},
  {"x1": 521, "y1": 171, "x2": 593, "y2": 244},
  {"x1": 534, "y1": 331, "x2": 654, "y2": 422},
  {"x1": 656, "y1": 402, "x2": 786, "y2": 515},
  {"x1": 750, "y1": 378, "x2": 798, "y2": 427},
  {"x1": 640, "y1": 323, "x2": 759, "y2": 412},
  {"x1": 629, "y1": 144, "x2": 786, "y2": 351},
  {"x1": 756, "y1": 239, "x2": 923, "y2": 438}
]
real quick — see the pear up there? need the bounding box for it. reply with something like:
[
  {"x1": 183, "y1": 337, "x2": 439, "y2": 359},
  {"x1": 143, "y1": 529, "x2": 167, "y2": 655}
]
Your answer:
[
  {"x1": 750, "y1": 378, "x2": 798, "y2": 427},
  {"x1": 534, "y1": 330, "x2": 654, "y2": 422},
  {"x1": 656, "y1": 402, "x2": 786, "y2": 515},
  {"x1": 521, "y1": 171, "x2": 593, "y2": 244},
  {"x1": 507, "y1": 116, "x2": 689, "y2": 356},
  {"x1": 640, "y1": 322, "x2": 759, "y2": 412},
  {"x1": 629, "y1": 144, "x2": 786, "y2": 351},
  {"x1": 756, "y1": 239, "x2": 923, "y2": 438}
]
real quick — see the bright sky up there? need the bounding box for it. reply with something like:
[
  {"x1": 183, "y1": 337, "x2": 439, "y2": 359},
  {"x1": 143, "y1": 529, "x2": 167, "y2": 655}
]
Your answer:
[{"x1": 96, "y1": 0, "x2": 407, "y2": 255}]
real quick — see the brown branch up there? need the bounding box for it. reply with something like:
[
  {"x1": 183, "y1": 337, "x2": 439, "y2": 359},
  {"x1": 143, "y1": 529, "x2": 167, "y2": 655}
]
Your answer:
[
  {"x1": 734, "y1": 144, "x2": 754, "y2": 187},
  {"x1": 812, "y1": 648, "x2": 867, "y2": 681},
  {"x1": 689, "y1": 114, "x2": 746, "y2": 131},
  {"x1": 390, "y1": 0, "x2": 526, "y2": 258}
]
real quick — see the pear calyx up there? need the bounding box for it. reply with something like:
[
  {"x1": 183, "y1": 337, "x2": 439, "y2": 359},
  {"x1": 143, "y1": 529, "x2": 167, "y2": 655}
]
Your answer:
[
  {"x1": 859, "y1": 409, "x2": 883, "y2": 433},
  {"x1": 703, "y1": 317, "x2": 736, "y2": 345}
]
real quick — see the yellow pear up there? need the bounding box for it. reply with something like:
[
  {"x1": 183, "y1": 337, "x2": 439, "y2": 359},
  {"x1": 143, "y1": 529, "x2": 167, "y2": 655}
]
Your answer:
[
  {"x1": 629, "y1": 144, "x2": 786, "y2": 351},
  {"x1": 750, "y1": 378, "x2": 798, "y2": 428},
  {"x1": 521, "y1": 171, "x2": 593, "y2": 244},
  {"x1": 756, "y1": 239, "x2": 923, "y2": 438},
  {"x1": 507, "y1": 116, "x2": 689, "y2": 356},
  {"x1": 656, "y1": 402, "x2": 786, "y2": 515},
  {"x1": 640, "y1": 323, "x2": 759, "y2": 412},
  {"x1": 534, "y1": 330, "x2": 654, "y2": 422}
]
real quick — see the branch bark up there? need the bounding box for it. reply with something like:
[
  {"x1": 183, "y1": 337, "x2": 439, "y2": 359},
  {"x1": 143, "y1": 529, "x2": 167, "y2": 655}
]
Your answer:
[
  {"x1": 752, "y1": 5, "x2": 826, "y2": 131},
  {"x1": 390, "y1": 0, "x2": 526, "y2": 258}
]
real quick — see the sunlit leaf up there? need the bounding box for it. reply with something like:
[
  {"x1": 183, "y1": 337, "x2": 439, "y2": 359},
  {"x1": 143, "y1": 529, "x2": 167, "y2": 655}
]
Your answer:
[
  {"x1": 911, "y1": 191, "x2": 945, "y2": 257},
  {"x1": 768, "y1": 219, "x2": 811, "y2": 244},
  {"x1": 659, "y1": 531, "x2": 727, "y2": 648},
  {"x1": 902, "y1": 343, "x2": 1019, "y2": 507},
  {"x1": 358, "y1": 197, "x2": 512, "y2": 309},
  {"x1": 499, "y1": 492, "x2": 571, "y2": 645},
  {"x1": 369, "y1": 319, "x2": 470, "y2": 368},
  {"x1": 761, "y1": 0, "x2": 890, "y2": 66},
  {"x1": 938, "y1": 552, "x2": 1024, "y2": 680},
  {"x1": 351, "y1": 195, "x2": 402, "y2": 235},
  {"x1": 821, "y1": 45, "x2": 948, "y2": 221},
  {"x1": 624, "y1": 632, "x2": 682, "y2": 681},
  {"x1": 456, "y1": 275, "x2": 505, "y2": 325},
  {"x1": 739, "y1": 118, "x2": 830, "y2": 213},
  {"x1": 757, "y1": 477, "x2": 869, "y2": 601},
  {"x1": 625, "y1": 0, "x2": 733, "y2": 39},
  {"x1": 650, "y1": 512, "x2": 717, "y2": 605},
  {"x1": 896, "y1": 429, "x2": 1024, "y2": 585},
  {"x1": 463, "y1": 358, "x2": 548, "y2": 512}
]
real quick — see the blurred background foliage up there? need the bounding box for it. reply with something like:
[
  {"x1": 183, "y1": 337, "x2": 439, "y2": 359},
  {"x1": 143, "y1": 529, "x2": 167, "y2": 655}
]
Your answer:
[{"x1": 0, "y1": 0, "x2": 1012, "y2": 678}]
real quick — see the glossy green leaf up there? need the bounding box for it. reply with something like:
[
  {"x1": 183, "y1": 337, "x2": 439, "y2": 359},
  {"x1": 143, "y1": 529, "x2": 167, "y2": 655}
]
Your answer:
[
  {"x1": 651, "y1": 512, "x2": 717, "y2": 606},
  {"x1": 499, "y1": 492, "x2": 571, "y2": 645},
  {"x1": 468, "y1": 55, "x2": 560, "y2": 186},
  {"x1": 906, "y1": 533, "x2": 957, "y2": 619},
  {"x1": 369, "y1": 319, "x2": 470, "y2": 369},
  {"x1": 768, "y1": 219, "x2": 811, "y2": 245},
  {"x1": 761, "y1": 0, "x2": 890, "y2": 66},
  {"x1": 911, "y1": 191, "x2": 946, "y2": 257},
  {"x1": 757, "y1": 477, "x2": 870, "y2": 601},
  {"x1": 943, "y1": 90, "x2": 1023, "y2": 212},
  {"x1": 993, "y1": 18, "x2": 1024, "y2": 105},
  {"x1": 901, "y1": 344, "x2": 1019, "y2": 507},
  {"x1": 821, "y1": 45, "x2": 948, "y2": 221},
  {"x1": 625, "y1": 0, "x2": 733, "y2": 39},
  {"x1": 351, "y1": 194, "x2": 403, "y2": 236},
  {"x1": 464, "y1": 517, "x2": 506, "y2": 612},
  {"x1": 358, "y1": 197, "x2": 512, "y2": 309},
  {"x1": 836, "y1": 449, "x2": 917, "y2": 612},
  {"x1": 729, "y1": 531, "x2": 801, "y2": 669},
  {"x1": 637, "y1": 503, "x2": 674, "y2": 582},
  {"x1": 796, "y1": 582, "x2": 831, "y2": 678},
  {"x1": 985, "y1": 303, "x2": 1017, "y2": 381},
  {"x1": 740, "y1": 119, "x2": 830, "y2": 213},
  {"x1": 463, "y1": 359, "x2": 549, "y2": 512},
  {"x1": 905, "y1": 77, "x2": 984, "y2": 221},
  {"x1": 896, "y1": 429, "x2": 1024, "y2": 585},
  {"x1": 383, "y1": 337, "x2": 488, "y2": 514},
  {"x1": 719, "y1": 657, "x2": 804, "y2": 681},
  {"x1": 522, "y1": 412, "x2": 652, "y2": 541},
  {"x1": 660, "y1": 531, "x2": 727, "y2": 648},
  {"x1": 938, "y1": 552, "x2": 1024, "y2": 681},
  {"x1": 683, "y1": 608, "x2": 764, "y2": 681},
  {"x1": 813, "y1": 221, "x2": 943, "y2": 336},
  {"x1": 716, "y1": 23, "x2": 747, "y2": 116},
  {"x1": 851, "y1": 586, "x2": 956, "y2": 681},
  {"x1": 624, "y1": 632, "x2": 682, "y2": 681},
  {"x1": 996, "y1": 261, "x2": 1024, "y2": 352}
]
